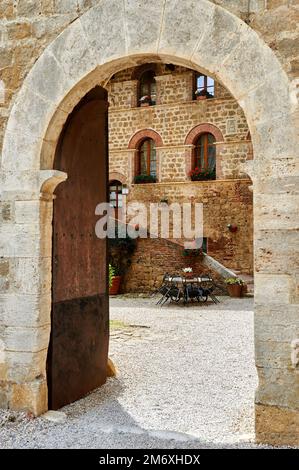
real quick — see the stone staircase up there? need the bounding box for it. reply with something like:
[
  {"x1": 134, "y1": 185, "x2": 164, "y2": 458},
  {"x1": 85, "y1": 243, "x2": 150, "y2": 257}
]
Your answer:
[{"x1": 201, "y1": 254, "x2": 254, "y2": 297}]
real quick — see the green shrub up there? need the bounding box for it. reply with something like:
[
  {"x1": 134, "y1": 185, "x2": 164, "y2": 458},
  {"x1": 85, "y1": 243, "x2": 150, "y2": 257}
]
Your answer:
[
  {"x1": 224, "y1": 277, "x2": 244, "y2": 285},
  {"x1": 109, "y1": 264, "x2": 115, "y2": 288},
  {"x1": 133, "y1": 174, "x2": 156, "y2": 184}
]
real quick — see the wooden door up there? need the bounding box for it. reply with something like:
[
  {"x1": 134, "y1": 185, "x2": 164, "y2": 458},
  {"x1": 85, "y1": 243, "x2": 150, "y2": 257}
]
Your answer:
[{"x1": 47, "y1": 87, "x2": 109, "y2": 410}]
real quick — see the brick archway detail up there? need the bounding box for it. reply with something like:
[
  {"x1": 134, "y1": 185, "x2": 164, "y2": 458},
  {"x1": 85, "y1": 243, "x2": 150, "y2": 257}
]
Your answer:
[
  {"x1": 109, "y1": 172, "x2": 127, "y2": 184},
  {"x1": 185, "y1": 123, "x2": 224, "y2": 145},
  {"x1": 128, "y1": 129, "x2": 163, "y2": 149}
]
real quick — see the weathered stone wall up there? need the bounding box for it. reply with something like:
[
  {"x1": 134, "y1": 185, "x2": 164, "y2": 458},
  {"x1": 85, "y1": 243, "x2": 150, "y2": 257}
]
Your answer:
[
  {"x1": 108, "y1": 95, "x2": 249, "y2": 150},
  {"x1": 107, "y1": 62, "x2": 255, "y2": 286},
  {"x1": 0, "y1": 0, "x2": 297, "y2": 161},
  {"x1": 107, "y1": 66, "x2": 251, "y2": 182},
  {"x1": 108, "y1": 79, "x2": 138, "y2": 109},
  {"x1": 155, "y1": 71, "x2": 194, "y2": 105},
  {"x1": 158, "y1": 146, "x2": 187, "y2": 182}
]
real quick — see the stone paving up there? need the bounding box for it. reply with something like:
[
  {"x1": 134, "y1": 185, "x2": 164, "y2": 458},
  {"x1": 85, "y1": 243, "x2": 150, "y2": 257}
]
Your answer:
[{"x1": 0, "y1": 296, "x2": 267, "y2": 449}]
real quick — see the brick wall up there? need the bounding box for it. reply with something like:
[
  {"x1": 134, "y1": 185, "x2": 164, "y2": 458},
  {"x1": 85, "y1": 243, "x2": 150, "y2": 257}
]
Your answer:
[
  {"x1": 120, "y1": 179, "x2": 254, "y2": 291},
  {"x1": 122, "y1": 237, "x2": 210, "y2": 293}
]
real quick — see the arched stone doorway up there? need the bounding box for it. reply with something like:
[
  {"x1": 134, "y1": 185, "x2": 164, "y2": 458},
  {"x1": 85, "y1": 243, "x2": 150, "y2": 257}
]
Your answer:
[{"x1": 0, "y1": 0, "x2": 298, "y2": 445}]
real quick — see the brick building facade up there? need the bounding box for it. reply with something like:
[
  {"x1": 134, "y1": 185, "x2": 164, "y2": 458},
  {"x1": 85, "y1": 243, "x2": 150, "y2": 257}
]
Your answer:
[{"x1": 107, "y1": 64, "x2": 253, "y2": 290}]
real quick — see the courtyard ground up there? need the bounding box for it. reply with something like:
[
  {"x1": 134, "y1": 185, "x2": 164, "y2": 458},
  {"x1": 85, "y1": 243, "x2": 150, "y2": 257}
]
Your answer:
[{"x1": 0, "y1": 296, "x2": 267, "y2": 449}]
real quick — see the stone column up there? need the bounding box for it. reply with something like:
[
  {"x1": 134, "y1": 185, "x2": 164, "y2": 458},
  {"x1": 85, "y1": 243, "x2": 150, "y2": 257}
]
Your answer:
[
  {"x1": 245, "y1": 159, "x2": 299, "y2": 446},
  {"x1": 0, "y1": 170, "x2": 66, "y2": 415}
]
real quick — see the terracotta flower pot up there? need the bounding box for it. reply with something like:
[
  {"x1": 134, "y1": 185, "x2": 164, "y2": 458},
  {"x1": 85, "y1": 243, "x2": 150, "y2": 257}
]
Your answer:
[
  {"x1": 227, "y1": 284, "x2": 243, "y2": 298},
  {"x1": 109, "y1": 275, "x2": 122, "y2": 295},
  {"x1": 183, "y1": 271, "x2": 194, "y2": 278},
  {"x1": 196, "y1": 95, "x2": 207, "y2": 100}
]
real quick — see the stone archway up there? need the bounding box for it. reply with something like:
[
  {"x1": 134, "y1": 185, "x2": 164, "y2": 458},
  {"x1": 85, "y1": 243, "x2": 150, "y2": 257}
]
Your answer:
[{"x1": 0, "y1": 0, "x2": 298, "y2": 445}]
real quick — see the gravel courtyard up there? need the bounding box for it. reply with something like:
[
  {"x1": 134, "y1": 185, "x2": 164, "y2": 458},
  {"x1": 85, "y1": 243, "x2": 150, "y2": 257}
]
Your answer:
[{"x1": 0, "y1": 296, "x2": 261, "y2": 449}]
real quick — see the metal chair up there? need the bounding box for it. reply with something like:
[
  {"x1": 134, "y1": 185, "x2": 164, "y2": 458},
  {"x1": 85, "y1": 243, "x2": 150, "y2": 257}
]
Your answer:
[
  {"x1": 199, "y1": 273, "x2": 221, "y2": 304},
  {"x1": 158, "y1": 273, "x2": 182, "y2": 306},
  {"x1": 184, "y1": 278, "x2": 208, "y2": 304},
  {"x1": 151, "y1": 272, "x2": 170, "y2": 298}
]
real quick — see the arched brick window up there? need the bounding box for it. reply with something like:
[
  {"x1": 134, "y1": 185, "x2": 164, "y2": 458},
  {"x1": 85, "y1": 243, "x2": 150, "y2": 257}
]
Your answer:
[
  {"x1": 128, "y1": 129, "x2": 163, "y2": 183},
  {"x1": 132, "y1": 65, "x2": 157, "y2": 107},
  {"x1": 185, "y1": 124, "x2": 224, "y2": 180}
]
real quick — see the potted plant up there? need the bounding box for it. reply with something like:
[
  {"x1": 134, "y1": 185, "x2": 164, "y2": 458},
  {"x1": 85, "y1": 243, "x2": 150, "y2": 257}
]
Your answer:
[
  {"x1": 195, "y1": 89, "x2": 214, "y2": 100},
  {"x1": 182, "y1": 267, "x2": 193, "y2": 278},
  {"x1": 109, "y1": 264, "x2": 115, "y2": 288},
  {"x1": 224, "y1": 277, "x2": 245, "y2": 298},
  {"x1": 133, "y1": 174, "x2": 156, "y2": 184},
  {"x1": 109, "y1": 226, "x2": 137, "y2": 295},
  {"x1": 109, "y1": 264, "x2": 122, "y2": 295},
  {"x1": 139, "y1": 95, "x2": 152, "y2": 107},
  {"x1": 189, "y1": 167, "x2": 216, "y2": 181},
  {"x1": 160, "y1": 197, "x2": 168, "y2": 204}
]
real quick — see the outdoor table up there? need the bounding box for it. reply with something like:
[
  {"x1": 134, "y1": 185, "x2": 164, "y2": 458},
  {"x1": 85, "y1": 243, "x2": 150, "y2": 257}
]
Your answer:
[
  {"x1": 162, "y1": 275, "x2": 214, "y2": 304},
  {"x1": 164, "y1": 275, "x2": 211, "y2": 284}
]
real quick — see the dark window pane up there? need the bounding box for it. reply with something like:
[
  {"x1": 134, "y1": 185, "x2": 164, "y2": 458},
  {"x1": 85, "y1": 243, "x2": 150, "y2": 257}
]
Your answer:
[
  {"x1": 194, "y1": 133, "x2": 216, "y2": 174},
  {"x1": 208, "y1": 145, "x2": 216, "y2": 170},
  {"x1": 140, "y1": 70, "x2": 156, "y2": 105},
  {"x1": 140, "y1": 142, "x2": 147, "y2": 174},
  {"x1": 208, "y1": 133, "x2": 216, "y2": 144},
  {"x1": 138, "y1": 139, "x2": 156, "y2": 177}
]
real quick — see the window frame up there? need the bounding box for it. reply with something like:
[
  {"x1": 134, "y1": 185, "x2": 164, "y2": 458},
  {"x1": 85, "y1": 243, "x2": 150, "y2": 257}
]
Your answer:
[
  {"x1": 194, "y1": 73, "x2": 215, "y2": 99},
  {"x1": 138, "y1": 138, "x2": 157, "y2": 177},
  {"x1": 109, "y1": 180, "x2": 123, "y2": 209},
  {"x1": 193, "y1": 133, "x2": 216, "y2": 174},
  {"x1": 138, "y1": 69, "x2": 156, "y2": 106}
]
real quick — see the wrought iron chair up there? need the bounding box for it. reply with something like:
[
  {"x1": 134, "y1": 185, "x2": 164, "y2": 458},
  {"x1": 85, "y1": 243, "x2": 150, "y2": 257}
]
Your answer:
[
  {"x1": 151, "y1": 272, "x2": 170, "y2": 298},
  {"x1": 183, "y1": 278, "x2": 208, "y2": 304},
  {"x1": 158, "y1": 273, "x2": 183, "y2": 306},
  {"x1": 199, "y1": 272, "x2": 221, "y2": 304}
]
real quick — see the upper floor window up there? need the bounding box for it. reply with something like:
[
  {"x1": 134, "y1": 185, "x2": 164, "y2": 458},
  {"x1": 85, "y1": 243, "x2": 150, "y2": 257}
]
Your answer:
[
  {"x1": 139, "y1": 70, "x2": 156, "y2": 106},
  {"x1": 136, "y1": 138, "x2": 157, "y2": 182},
  {"x1": 192, "y1": 133, "x2": 216, "y2": 180},
  {"x1": 194, "y1": 74, "x2": 215, "y2": 100}
]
